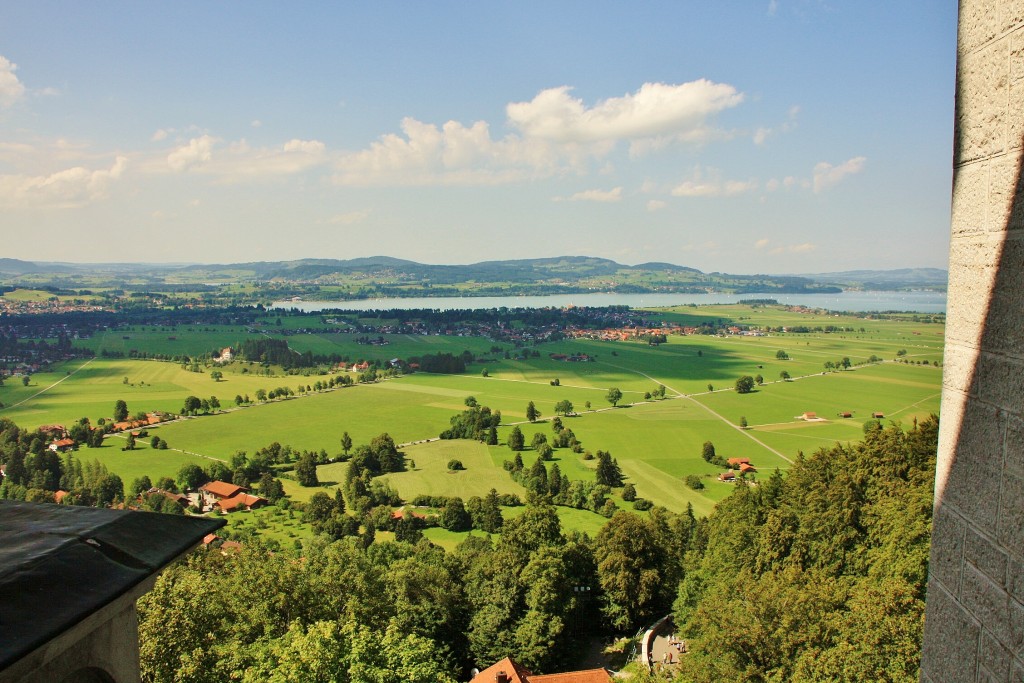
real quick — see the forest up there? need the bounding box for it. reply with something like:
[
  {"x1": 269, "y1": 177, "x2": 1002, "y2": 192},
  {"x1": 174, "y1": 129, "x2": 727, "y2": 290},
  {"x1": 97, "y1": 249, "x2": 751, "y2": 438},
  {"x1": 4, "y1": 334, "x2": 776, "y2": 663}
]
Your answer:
[{"x1": 127, "y1": 417, "x2": 938, "y2": 682}]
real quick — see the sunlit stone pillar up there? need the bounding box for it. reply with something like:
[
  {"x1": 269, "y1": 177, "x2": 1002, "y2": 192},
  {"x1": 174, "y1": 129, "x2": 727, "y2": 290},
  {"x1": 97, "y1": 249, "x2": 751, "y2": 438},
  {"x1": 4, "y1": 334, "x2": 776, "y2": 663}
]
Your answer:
[{"x1": 920, "y1": 1, "x2": 1024, "y2": 681}]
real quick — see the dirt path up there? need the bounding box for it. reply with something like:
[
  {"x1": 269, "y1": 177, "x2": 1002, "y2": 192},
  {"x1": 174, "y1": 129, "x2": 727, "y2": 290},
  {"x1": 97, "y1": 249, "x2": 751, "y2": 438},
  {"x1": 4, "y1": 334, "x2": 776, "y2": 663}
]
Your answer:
[{"x1": 4, "y1": 358, "x2": 95, "y2": 410}]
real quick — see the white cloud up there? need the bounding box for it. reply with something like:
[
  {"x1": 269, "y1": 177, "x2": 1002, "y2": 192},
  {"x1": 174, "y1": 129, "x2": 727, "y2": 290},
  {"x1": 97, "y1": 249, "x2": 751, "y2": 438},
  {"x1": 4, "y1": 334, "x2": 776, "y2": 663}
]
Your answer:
[
  {"x1": 332, "y1": 80, "x2": 745, "y2": 186},
  {"x1": 755, "y1": 238, "x2": 770, "y2": 249},
  {"x1": 671, "y1": 167, "x2": 758, "y2": 197},
  {"x1": 555, "y1": 187, "x2": 623, "y2": 203},
  {"x1": 251, "y1": 119, "x2": 262, "y2": 128},
  {"x1": 0, "y1": 156, "x2": 128, "y2": 208},
  {"x1": 283, "y1": 139, "x2": 326, "y2": 155},
  {"x1": 151, "y1": 128, "x2": 173, "y2": 142},
  {"x1": 167, "y1": 135, "x2": 217, "y2": 171},
  {"x1": 753, "y1": 127, "x2": 771, "y2": 145},
  {"x1": 0, "y1": 55, "x2": 26, "y2": 108},
  {"x1": 813, "y1": 156, "x2": 866, "y2": 192},
  {"x1": 647, "y1": 199, "x2": 667, "y2": 212},
  {"x1": 333, "y1": 117, "x2": 543, "y2": 186},
  {"x1": 507, "y1": 80, "x2": 743, "y2": 145}
]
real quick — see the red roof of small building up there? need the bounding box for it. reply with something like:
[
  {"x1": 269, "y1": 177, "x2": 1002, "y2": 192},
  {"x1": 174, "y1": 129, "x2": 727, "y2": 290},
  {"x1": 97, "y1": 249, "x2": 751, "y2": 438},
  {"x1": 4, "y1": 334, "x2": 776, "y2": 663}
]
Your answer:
[
  {"x1": 470, "y1": 657, "x2": 534, "y2": 683},
  {"x1": 739, "y1": 463, "x2": 757, "y2": 473},
  {"x1": 727, "y1": 457, "x2": 750, "y2": 466},
  {"x1": 719, "y1": 471, "x2": 736, "y2": 481},
  {"x1": 530, "y1": 669, "x2": 613, "y2": 683},
  {"x1": 470, "y1": 659, "x2": 613, "y2": 683},
  {"x1": 216, "y1": 493, "x2": 268, "y2": 512},
  {"x1": 54, "y1": 490, "x2": 69, "y2": 503},
  {"x1": 201, "y1": 481, "x2": 245, "y2": 499}
]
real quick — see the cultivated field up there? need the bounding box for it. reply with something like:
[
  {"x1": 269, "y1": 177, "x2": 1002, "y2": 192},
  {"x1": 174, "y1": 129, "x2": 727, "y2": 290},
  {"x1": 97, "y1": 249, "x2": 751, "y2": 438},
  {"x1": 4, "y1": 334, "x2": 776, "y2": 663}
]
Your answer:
[{"x1": 0, "y1": 304, "x2": 944, "y2": 532}]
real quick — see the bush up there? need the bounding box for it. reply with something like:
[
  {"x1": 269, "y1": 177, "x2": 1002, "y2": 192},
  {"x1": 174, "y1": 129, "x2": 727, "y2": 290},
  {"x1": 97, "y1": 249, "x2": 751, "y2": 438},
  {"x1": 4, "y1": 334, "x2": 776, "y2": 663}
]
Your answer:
[
  {"x1": 621, "y1": 483, "x2": 637, "y2": 502},
  {"x1": 632, "y1": 498, "x2": 653, "y2": 511},
  {"x1": 685, "y1": 474, "x2": 705, "y2": 490},
  {"x1": 447, "y1": 459, "x2": 465, "y2": 471}
]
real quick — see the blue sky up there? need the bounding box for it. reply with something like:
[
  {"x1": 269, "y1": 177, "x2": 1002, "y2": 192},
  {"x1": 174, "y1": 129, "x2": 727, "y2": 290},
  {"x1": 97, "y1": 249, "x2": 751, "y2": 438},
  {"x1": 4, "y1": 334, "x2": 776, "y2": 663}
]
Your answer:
[{"x1": 0, "y1": 2, "x2": 957, "y2": 273}]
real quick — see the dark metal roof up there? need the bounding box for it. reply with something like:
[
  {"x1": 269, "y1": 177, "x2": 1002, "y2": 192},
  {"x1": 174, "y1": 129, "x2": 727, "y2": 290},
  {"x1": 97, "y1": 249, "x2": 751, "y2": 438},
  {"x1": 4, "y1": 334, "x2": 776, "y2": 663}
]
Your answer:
[{"x1": 0, "y1": 500, "x2": 224, "y2": 670}]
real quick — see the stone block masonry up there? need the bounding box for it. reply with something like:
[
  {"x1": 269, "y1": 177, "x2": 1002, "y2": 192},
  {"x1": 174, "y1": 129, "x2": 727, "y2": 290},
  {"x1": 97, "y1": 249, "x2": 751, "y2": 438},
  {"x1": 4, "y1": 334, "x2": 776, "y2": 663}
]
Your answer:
[{"x1": 920, "y1": 1, "x2": 1024, "y2": 681}]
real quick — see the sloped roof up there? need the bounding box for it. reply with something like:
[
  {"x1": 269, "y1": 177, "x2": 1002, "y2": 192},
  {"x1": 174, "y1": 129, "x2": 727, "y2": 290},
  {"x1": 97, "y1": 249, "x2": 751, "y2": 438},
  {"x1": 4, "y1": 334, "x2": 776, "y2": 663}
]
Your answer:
[
  {"x1": 470, "y1": 658, "x2": 612, "y2": 683},
  {"x1": 201, "y1": 480, "x2": 244, "y2": 498},
  {"x1": 529, "y1": 669, "x2": 613, "y2": 683},
  {"x1": 471, "y1": 657, "x2": 534, "y2": 683},
  {"x1": 216, "y1": 493, "x2": 267, "y2": 512}
]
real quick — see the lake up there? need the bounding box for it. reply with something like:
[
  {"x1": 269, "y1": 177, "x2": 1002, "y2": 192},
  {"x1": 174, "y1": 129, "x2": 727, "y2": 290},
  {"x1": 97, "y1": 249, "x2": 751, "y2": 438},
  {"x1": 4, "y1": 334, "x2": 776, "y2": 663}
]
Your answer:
[{"x1": 274, "y1": 290, "x2": 947, "y2": 314}]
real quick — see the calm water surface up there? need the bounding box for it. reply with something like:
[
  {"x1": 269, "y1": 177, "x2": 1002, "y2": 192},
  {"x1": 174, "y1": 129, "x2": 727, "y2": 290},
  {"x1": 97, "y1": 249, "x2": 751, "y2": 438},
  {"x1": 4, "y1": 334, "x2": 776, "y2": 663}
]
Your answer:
[{"x1": 274, "y1": 290, "x2": 947, "y2": 314}]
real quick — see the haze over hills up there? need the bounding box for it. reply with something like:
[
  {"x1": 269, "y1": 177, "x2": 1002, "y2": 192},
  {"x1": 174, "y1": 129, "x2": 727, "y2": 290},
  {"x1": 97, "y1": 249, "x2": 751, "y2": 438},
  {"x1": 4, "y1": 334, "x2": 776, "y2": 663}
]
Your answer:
[{"x1": 0, "y1": 256, "x2": 946, "y2": 292}]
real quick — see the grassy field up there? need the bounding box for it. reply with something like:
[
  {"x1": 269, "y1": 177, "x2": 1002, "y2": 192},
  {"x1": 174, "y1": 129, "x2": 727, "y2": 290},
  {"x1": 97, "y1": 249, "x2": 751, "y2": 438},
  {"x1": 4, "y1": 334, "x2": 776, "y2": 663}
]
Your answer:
[{"x1": 2, "y1": 303, "x2": 944, "y2": 534}]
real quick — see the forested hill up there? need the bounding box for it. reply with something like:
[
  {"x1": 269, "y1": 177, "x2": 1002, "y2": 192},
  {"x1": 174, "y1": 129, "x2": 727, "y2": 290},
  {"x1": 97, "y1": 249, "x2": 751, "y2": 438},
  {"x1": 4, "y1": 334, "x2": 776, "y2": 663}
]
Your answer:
[
  {"x1": 671, "y1": 416, "x2": 938, "y2": 682},
  {"x1": 2, "y1": 256, "x2": 845, "y2": 297}
]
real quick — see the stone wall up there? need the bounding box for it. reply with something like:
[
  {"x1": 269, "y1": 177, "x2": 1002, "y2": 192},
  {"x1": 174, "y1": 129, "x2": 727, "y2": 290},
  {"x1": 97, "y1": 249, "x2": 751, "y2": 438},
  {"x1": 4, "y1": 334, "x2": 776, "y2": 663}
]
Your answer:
[{"x1": 921, "y1": 1, "x2": 1024, "y2": 681}]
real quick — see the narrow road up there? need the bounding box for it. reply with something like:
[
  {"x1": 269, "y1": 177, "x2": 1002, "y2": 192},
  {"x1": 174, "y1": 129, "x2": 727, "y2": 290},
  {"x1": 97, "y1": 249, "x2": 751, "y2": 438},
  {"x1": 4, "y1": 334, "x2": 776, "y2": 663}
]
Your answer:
[{"x1": 3, "y1": 358, "x2": 95, "y2": 411}]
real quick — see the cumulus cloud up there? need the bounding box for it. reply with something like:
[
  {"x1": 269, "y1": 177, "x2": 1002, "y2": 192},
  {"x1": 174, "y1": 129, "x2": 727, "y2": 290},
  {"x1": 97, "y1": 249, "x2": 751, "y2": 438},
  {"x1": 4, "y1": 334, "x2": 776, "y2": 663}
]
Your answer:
[
  {"x1": 671, "y1": 167, "x2": 758, "y2": 197},
  {"x1": 755, "y1": 238, "x2": 770, "y2": 249},
  {"x1": 0, "y1": 156, "x2": 128, "y2": 208},
  {"x1": 0, "y1": 56, "x2": 26, "y2": 108},
  {"x1": 333, "y1": 117, "x2": 544, "y2": 186},
  {"x1": 333, "y1": 80, "x2": 744, "y2": 186},
  {"x1": 554, "y1": 187, "x2": 623, "y2": 203},
  {"x1": 151, "y1": 128, "x2": 173, "y2": 142},
  {"x1": 647, "y1": 199, "x2": 667, "y2": 212},
  {"x1": 507, "y1": 81, "x2": 743, "y2": 145},
  {"x1": 813, "y1": 156, "x2": 866, "y2": 192},
  {"x1": 167, "y1": 135, "x2": 217, "y2": 171}
]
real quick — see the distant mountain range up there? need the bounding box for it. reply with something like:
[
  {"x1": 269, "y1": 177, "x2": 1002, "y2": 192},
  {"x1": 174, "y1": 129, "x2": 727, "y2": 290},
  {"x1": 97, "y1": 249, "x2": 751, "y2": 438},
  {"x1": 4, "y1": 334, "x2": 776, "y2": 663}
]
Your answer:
[{"x1": 0, "y1": 256, "x2": 948, "y2": 294}]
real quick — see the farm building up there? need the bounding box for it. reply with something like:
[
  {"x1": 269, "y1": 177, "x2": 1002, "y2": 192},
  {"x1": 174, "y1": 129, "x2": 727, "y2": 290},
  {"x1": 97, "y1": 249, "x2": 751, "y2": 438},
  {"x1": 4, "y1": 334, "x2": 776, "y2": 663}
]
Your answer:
[
  {"x1": 802, "y1": 411, "x2": 817, "y2": 420},
  {"x1": 719, "y1": 471, "x2": 736, "y2": 482},
  {"x1": 200, "y1": 481, "x2": 245, "y2": 500},
  {"x1": 726, "y1": 457, "x2": 750, "y2": 468},
  {"x1": 872, "y1": 412, "x2": 885, "y2": 418},
  {"x1": 215, "y1": 493, "x2": 268, "y2": 513},
  {"x1": 839, "y1": 411, "x2": 853, "y2": 418}
]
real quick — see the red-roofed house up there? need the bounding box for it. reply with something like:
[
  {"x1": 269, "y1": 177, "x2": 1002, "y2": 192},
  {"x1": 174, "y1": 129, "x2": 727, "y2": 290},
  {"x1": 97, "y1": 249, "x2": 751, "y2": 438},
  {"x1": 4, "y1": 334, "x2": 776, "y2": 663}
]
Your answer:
[
  {"x1": 470, "y1": 658, "x2": 612, "y2": 683},
  {"x1": 739, "y1": 462, "x2": 757, "y2": 474},
  {"x1": 215, "y1": 493, "x2": 268, "y2": 513},
  {"x1": 726, "y1": 457, "x2": 750, "y2": 467},
  {"x1": 49, "y1": 438, "x2": 75, "y2": 452},
  {"x1": 719, "y1": 471, "x2": 736, "y2": 482},
  {"x1": 200, "y1": 481, "x2": 245, "y2": 499}
]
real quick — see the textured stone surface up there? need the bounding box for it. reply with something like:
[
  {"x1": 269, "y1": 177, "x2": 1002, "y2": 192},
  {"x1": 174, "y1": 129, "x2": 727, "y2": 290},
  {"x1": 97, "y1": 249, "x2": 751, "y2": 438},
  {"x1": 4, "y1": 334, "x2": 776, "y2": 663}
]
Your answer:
[
  {"x1": 941, "y1": 399, "x2": 1006, "y2": 522},
  {"x1": 932, "y1": 505, "x2": 968, "y2": 598},
  {"x1": 920, "y1": 3, "x2": 1024, "y2": 680},
  {"x1": 956, "y1": 41, "x2": 1009, "y2": 164},
  {"x1": 922, "y1": 582, "x2": 981, "y2": 681},
  {"x1": 966, "y1": 527, "x2": 1010, "y2": 589}
]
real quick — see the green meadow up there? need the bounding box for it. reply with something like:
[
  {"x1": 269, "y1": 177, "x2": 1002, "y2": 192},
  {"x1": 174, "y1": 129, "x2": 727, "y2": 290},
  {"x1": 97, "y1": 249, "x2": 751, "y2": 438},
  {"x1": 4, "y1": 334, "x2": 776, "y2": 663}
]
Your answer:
[{"x1": 0, "y1": 304, "x2": 944, "y2": 532}]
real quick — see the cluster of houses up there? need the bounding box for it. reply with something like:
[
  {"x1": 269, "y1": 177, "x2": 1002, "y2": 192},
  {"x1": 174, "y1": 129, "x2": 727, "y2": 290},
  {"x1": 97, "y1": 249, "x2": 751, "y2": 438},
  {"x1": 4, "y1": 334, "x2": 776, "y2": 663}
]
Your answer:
[
  {"x1": 198, "y1": 480, "x2": 268, "y2": 513},
  {"x1": 719, "y1": 457, "x2": 757, "y2": 482},
  {"x1": 566, "y1": 323, "x2": 767, "y2": 342}
]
